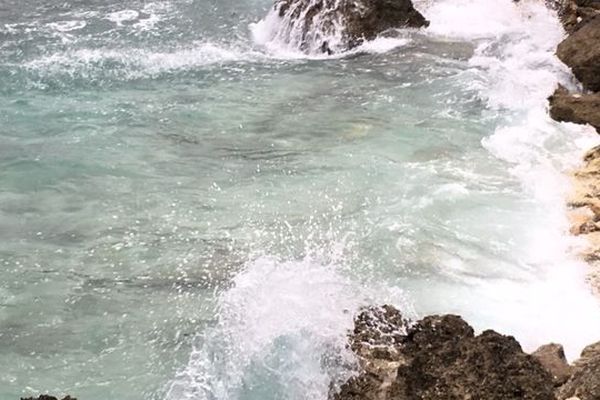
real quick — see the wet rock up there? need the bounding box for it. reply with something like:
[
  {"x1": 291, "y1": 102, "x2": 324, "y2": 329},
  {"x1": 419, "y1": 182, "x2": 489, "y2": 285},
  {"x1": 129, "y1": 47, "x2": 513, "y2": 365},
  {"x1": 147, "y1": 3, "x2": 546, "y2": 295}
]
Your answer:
[
  {"x1": 275, "y1": 0, "x2": 429, "y2": 53},
  {"x1": 576, "y1": 0, "x2": 600, "y2": 10},
  {"x1": 558, "y1": 342, "x2": 600, "y2": 400},
  {"x1": 333, "y1": 307, "x2": 556, "y2": 400},
  {"x1": 395, "y1": 317, "x2": 556, "y2": 400},
  {"x1": 21, "y1": 396, "x2": 76, "y2": 400},
  {"x1": 548, "y1": 85, "x2": 600, "y2": 133},
  {"x1": 557, "y1": 16, "x2": 600, "y2": 91},
  {"x1": 550, "y1": 0, "x2": 600, "y2": 32},
  {"x1": 532, "y1": 343, "x2": 573, "y2": 386},
  {"x1": 350, "y1": 304, "x2": 409, "y2": 360},
  {"x1": 338, "y1": 305, "x2": 411, "y2": 400}
]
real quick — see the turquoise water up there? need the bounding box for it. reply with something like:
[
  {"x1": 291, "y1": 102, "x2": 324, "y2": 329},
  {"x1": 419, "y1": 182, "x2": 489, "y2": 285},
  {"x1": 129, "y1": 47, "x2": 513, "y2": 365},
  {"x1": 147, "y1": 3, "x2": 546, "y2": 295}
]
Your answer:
[{"x1": 1, "y1": 0, "x2": 600, "y2": 399}]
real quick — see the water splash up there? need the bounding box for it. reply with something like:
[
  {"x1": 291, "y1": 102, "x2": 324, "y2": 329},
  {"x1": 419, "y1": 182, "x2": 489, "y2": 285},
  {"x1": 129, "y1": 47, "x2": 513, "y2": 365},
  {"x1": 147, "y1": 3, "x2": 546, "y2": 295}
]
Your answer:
[
  {"x1": 251, "y1": 0, "x2": 348, "y2": 56},
  {"x1": 165, "y1": 256, "x2": 372, "y2": 400}
]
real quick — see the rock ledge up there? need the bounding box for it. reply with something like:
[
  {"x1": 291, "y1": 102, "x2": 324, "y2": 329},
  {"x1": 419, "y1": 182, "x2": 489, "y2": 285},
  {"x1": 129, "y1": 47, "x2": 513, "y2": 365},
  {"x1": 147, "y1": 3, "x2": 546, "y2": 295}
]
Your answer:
[{"x1": 332, "y1": 306, "x2": 600, "y2": 400}]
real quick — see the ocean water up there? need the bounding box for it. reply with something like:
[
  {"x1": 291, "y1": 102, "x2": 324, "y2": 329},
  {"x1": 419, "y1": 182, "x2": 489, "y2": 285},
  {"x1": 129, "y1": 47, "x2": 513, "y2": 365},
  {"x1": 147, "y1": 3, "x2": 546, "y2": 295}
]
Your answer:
[{"x1": 1, "y1": 0, "x2": 600, "y2": 399}]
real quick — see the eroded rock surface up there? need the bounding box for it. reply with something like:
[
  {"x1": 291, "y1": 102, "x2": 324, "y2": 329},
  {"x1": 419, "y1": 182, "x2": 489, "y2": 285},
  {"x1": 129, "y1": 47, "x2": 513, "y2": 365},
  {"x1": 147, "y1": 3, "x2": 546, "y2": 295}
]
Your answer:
[
  {"x1": 557, "y1": 15, "x2": 600, "y2": 91},
  {"x1": 533, "y1": 343, "x2": 573, "y2": 386},
  {"x1": 548, "y1": 85, "x2": 600, "y2": 133},
  {"x1": 337, "y1": 305, "x2": 410, "y2": 400},
  {"x1": 274, "y1": 0, "x2": 429, "y2": 53},
  {"x1": 558, "y1": 342, "x2": 600, "y2": 400},
  {"x1": 333, "y1": 307, "x2": 556, "y2": 400},
  {"x1": 21, "y1": 396, "x2": 76, "y2": 400},
  {"x1": 550, "y1": 0, "x2": 600, "y2": 32}
]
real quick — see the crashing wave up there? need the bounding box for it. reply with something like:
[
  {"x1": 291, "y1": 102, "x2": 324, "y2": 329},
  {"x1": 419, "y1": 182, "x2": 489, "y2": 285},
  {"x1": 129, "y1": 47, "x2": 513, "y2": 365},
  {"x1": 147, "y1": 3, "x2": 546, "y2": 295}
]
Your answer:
[{"x1": 252, "y1": 0, "x2": 429, "y2": 55}]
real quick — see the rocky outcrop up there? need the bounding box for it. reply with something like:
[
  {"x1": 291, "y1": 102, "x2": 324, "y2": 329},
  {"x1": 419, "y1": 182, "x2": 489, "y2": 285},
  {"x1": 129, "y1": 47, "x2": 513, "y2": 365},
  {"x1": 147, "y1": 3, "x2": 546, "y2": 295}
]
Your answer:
[
  {"x1": 568, "y1": 145, "x2": 600, "y2": 293},
  {"x1": 549, "y1": 1, "x2": 600, "y2": 282},
  {"x1": 532, "y1": 343, "x2": 573, "y2": 386},
  {"x1": 558, "y1": 341, "x2": 600, "y2": 400},
  {"x1": 21, "y1": 396, "x2": 76, "y2": 400},
  {"x1": 557, "y1": 15, "x2": 600, "y2": 92},
  {"x1": 333, "y1": 307, "x2": 557, "y2": 400},
  {"x1": 337, "y1": 305, "x2": 410, "y2": 400},
  {"x1": 567, "y1": 145, "x2": 600, "y2": 288},
  {"x1": 394, "y1": 316, "x2": 556, "y2": 400},
  {"x1": 274, "y1": 0, "x2": 429, "y2": 53},
  {"x1": 548, "y1": 85, "x2": 600, "y2": 133},
  {"x1": 551, "y1": 0, "x2": 600, "y2": 33}
]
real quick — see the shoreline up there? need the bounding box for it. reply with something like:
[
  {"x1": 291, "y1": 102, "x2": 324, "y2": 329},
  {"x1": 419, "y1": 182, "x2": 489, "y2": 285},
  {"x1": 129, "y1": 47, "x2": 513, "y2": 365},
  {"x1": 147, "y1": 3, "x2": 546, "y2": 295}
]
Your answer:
[
  {"x1": 332, "y1": 2, "x2": 600, "y2": 399},
  {"x1": 548, "y1": 0, "x2": 600, "y2": 295},
  {"x1": 334, "y1": 305, "x2": 600, "y2": 400}
]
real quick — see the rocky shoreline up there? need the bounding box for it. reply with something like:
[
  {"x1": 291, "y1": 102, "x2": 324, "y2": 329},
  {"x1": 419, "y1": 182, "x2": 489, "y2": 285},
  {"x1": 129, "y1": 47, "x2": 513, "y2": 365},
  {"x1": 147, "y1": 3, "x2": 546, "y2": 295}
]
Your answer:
[
  {"x1": 332, "y1": 305, "x2": 600, "y2": 400},
  {"x1": 547, "y1": 0, "x2": 600, "y2": 290},
  {"x1": 329, "y1": 2, "x2": 600, "y2": 400}
]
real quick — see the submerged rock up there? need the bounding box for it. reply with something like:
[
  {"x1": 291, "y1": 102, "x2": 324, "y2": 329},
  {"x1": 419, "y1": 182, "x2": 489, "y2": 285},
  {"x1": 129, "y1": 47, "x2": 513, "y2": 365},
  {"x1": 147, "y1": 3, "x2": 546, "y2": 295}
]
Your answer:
[
  {"x1": 273, "y1": 0, "x2": 429, "y2": 53},
  {"x1": 557, "y1": 15, "x2": 600, "y2": 91},
  {"x1": 333, "y1": 307, "x2": 556, "y2": 400},
  {"x1": 558, "y1": 342, "x2": 600, "y2": 400},
  {"x1": 548, "y1": 85, "x2": 600, "y2": 133},
  {"x1": 21, "y1": 396, "x2": 76, "y2": 400}
]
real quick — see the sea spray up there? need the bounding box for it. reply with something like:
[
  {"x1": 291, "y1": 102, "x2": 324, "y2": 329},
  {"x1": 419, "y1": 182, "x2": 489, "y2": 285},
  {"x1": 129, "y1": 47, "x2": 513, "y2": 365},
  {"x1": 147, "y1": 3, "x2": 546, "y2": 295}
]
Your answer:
[
  {"x1": 165, "y1": 255, "x2": 407, "y2": 400},
  {"x1": 250, "y1": 0, "x2": 427, "y2": 57},
  {"x1": 251, "y1": 0, "x2": 347, "y2": 56}
]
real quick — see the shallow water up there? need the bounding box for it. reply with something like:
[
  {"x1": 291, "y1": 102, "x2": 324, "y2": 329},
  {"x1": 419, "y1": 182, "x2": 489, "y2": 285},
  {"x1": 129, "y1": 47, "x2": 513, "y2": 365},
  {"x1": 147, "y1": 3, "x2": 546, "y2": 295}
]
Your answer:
[{"x1": 1, "y1": 0, "x2": 600, "y2": 399}]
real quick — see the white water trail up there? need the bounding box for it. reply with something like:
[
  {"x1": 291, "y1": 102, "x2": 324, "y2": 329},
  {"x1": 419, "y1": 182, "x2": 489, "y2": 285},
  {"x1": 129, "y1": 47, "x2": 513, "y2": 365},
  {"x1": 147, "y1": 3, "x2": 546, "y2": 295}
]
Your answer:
[
  {"x1": 417, "y1": 0, "x2": 600, "y2": 358},
  {"x1": 21, "y1": 42, "x2": 263, "y2": 80}
]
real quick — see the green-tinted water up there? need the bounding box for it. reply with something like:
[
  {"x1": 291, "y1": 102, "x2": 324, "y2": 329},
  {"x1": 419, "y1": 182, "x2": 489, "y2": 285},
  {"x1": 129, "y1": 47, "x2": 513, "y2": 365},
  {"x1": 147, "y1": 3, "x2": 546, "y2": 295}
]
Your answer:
[{"x1": 1, "y1": 0, "x2": 599, "y2": 399}]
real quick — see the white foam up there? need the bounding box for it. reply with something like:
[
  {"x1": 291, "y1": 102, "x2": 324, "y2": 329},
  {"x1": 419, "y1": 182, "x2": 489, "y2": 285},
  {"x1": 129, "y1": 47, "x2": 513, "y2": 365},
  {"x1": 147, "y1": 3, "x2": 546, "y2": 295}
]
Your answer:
[
  {"x1": 251, "y1": 10, "x2": 411, "y2": 60},
  {"x1": 418, "y1": 0, "x2": 527, "y2": 39},
  {"x1": 416, "y1": 0, "x2": 600, "y2": 357},
  {"x1": 354, "y1": 36, "x2": 412, "y2": 54},
  {"x1": 22, "y1": 42, "x2": 262, "y2": 79},
  {"x1": 250, "y1": 1, "x2": 346, "y2": 56},
  {"x1": 134, "y1": 2, "x2": 175, "y2": 31},
  {"x1": 106, "y1": 9, "x2": 140, "y2": 26},
  {"x1": 250, "y1": 1, "x2": 413, "y2": 58},
  {"x1": 46, "y1": 20, "x2": 87, "y2": 33}
]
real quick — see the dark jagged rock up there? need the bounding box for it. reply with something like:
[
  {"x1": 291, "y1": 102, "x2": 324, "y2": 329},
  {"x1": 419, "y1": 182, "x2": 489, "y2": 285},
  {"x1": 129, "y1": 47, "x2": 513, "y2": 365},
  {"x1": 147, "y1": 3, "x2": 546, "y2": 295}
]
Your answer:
[
  {"x1": 394, "y1": 317, "x2": 555, "y2": 400},
  {"x1": 337, "y1": 306, "x2": 410, "y2": 400},
  {"x1": 558, "y1": 341, "x2": 600, "y2": 400},
  {"x1": 350, "y1": 304, "x2": 409, "y2": 359},
  {"x1": 21, "y1": 396, "x2": 76, "y2": 400},
  {"x1": 557, "y1": 15, "x2": 600, "y2": 91},
  {"x1": 339, "y1": 0, "x2": 429, "y2": 40},
  {"x1": 532, "y1": 343, "x2": 573, "y2": 386},
  {"x1": 275, "y1": 0, "x2": 429, "y2": 53},
  {"x1": 333, "y1": 307, "x2": 556, "y2": 400},
  {"x1": 548, "y1": 85, "x2": 600, "y2": 133},
  {"x1": 550, "y1": 0, "x2": 600, "y2": 32},
  {"x1": 576, "y1": 0, "x2": 600, "y2": 10}
]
